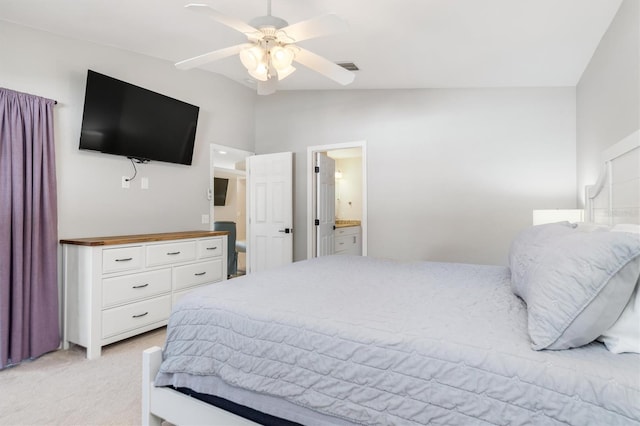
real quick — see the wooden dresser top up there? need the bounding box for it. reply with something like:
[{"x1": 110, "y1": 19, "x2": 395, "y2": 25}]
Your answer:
[{"x1": 60, "y1": 230, "x2": 229, "y2": 247}]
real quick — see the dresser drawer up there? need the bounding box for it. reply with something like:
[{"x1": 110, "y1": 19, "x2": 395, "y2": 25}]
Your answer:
[
  {"x1": 146, "y1": 241, "x2": 196, "y2": 266},
  {"x1": 102, "y1": 295, "x2": 171, "y2": 339},
  {"x1": 197, "y1": 237, "x2": 223, "y2": 259},
  {"x1": 102, "y1": 246, "x2": 143, "y2": 274},
  {"x1": 174, "y1": 259, "x2": 223, "y2": 291},
  {"x1": 102, "y1": 269, "x2": 171, "y2": 308}
]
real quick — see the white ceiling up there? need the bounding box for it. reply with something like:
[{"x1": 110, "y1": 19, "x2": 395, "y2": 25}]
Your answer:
[{"x1": 0, "y1": 0, "x2": 622, "y2": 91}]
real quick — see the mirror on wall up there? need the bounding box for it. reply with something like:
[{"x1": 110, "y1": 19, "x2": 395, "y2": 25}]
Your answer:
[{"x1": 210, "y1": 144, "x2": 253, "y2": 277}]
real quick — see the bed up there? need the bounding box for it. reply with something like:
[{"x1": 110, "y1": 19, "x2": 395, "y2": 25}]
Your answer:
[{"x1": 142, "y1": 130, "x2": 640, "y2": 426}]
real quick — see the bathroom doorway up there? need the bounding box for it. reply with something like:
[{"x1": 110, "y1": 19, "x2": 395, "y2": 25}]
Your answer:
[{"x1": 306, "y1": 141, "x2": 367, "y2": 259}]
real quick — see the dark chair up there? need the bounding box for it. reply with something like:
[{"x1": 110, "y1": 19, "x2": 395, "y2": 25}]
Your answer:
[{"x1": 213, "y1": 221, "x2": 237, "y2": 277}]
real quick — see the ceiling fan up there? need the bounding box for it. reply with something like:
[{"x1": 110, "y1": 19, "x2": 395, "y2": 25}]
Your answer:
[{"x1": 175, "y1": 1, "x2": 356, "y2": 95}]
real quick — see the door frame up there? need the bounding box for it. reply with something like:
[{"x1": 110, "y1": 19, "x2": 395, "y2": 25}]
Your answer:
[{"x1": 306, "y1": 140, "x2": 368, "y2": 259}]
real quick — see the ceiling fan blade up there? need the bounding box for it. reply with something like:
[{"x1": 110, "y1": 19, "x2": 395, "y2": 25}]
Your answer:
[
  {"x1": 257, "y1": 77, "x2": 277, "y2": 96},
  {"x1": 185, "y1": 3, "x2": 258, "y2": 35},
  {"x1": 175, "y1": 43, "x2": 252, "y2": 70},
  {"x1": 278, "y1": 14, "x2": 348, "y2": 43},
  {"x1": 294, "y1": 47, "x2": 355, "y2": 86}
]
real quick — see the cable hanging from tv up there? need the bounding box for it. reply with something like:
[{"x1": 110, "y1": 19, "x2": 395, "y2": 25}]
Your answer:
[{"x1": 124, "y1": 157, "x2": 149, "y2": 182}]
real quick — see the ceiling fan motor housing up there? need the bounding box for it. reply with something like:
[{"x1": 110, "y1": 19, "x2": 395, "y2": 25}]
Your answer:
[{"x1": 249, "y1": 15, "x2": 288, "y2": 30}]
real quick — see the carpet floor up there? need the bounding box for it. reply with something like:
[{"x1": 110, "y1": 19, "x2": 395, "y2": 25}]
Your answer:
[{"x1": 0, "y1": 328, "x2": 166, "y2": 426}]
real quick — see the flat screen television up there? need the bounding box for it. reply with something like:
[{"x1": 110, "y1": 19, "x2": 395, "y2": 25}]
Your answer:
[
  {"x1": 78, "y1": 70, "x2": 199, "y2": 165},
  {"x1": 214, "y1": 177, "x2": 229, "y2": 206}
]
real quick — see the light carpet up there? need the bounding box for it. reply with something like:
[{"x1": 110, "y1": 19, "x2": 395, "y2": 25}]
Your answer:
[{"x1": 0, "y1": 328, "x2": 166, "y2": 426}]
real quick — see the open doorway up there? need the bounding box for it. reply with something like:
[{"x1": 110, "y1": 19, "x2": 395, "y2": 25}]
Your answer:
[
  {"x1": 210, "y1": 144, "x2": 253, "y2": 277},
  {"x1": 306, "y1": 141, "x2": 368, "y2": 259}
]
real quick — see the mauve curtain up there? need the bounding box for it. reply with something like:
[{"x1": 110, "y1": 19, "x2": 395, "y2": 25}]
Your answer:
[{"x1": 0, "y1": 88, "x2": 59, "y2": 369}]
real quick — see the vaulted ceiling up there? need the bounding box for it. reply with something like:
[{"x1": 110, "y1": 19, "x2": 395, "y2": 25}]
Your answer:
[{"x1": 0, "y1": 0, "x2": 622, "y2": 91}]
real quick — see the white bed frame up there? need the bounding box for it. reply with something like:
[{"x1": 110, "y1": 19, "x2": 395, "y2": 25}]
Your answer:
[
  {"x1": 142, "y1": 346, "x2": 258, "y2": 425},
  {"x1": 142, "y1": 129, "x2": 640, "y2": 426}
]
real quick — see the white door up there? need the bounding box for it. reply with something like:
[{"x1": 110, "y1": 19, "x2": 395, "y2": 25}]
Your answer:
[
  {"x1": 315, "y1": 153, "x2": 336, "y2": 256},
  {"x1": 247, "y1": 152, "x2": 293, "y2": 273}
]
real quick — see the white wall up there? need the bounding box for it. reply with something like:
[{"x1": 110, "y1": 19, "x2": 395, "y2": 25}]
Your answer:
[
  {"x1": 0, "y1": 21, "x2": 255, "y2": 240},
  {"x1": 577, "y1": 0, "x2": 639, "y2": 204},
  {"x1": 256, "y1": 88, "x2": 576, "y2": 265}
]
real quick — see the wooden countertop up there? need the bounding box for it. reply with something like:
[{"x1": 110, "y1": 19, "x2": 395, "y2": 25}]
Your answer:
[
  {"x1": 335, "y1": 220, "x2": 361, "y2": 229},
  {"x1": 60, "y1": 230, "x2": 229, "y2": 247}
]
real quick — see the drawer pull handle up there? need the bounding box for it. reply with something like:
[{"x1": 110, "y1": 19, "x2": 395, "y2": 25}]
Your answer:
[
  {"x1": 132, "y1": 283, "x2": 149, "y2": 289},
  {"x1": 166, "y1": 251, "x2": 181, "y2": 255},
  {"x1": 206, "y1": 247, "x2": 218, "y2": 250},
  {"x1": 132, "y1": 312, "x2": 149, "y2": 318},
  {"x1": 194, "y1": 272, "x2": 206, "y2": 276},
  {"x1": 115, "y1": 257, "x2": 133, "y2": 262}
]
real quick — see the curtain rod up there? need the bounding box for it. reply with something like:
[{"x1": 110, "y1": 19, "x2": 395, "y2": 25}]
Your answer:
[{"x1": 1, "y1": 87, "x2": 58, "y2": 104}]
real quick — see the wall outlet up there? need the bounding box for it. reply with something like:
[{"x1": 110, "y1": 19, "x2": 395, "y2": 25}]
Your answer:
[
  {"x1": 141, "y1": 177, "x2": 149, "y2": 189},
  {"x1": 201, "y1": 214, "x2": 209, "y2": 224},
  {"x1": 121, "y1": 176, "x2": 130, "y2": 189}
]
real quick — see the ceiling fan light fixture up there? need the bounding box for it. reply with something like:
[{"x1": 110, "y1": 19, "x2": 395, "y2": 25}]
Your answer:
[
  {"x1": 276, "y1": 65, "x2": 296, "y2": 80},
  {"x1": 240, "y1": 44, "x2": 269, "y2": 81},
  {"x1": 178, "y1": 3, "x2": 355, "y2": 93},
  {"x1": 248, "y1": 63, "x2": 269, "y2": 81},
  {"x1": 239, "y1": 45, "x2": 263, "y2": 70},
  {"x1": 271, "y1": 45, "x2": 295, "y2": 69}
]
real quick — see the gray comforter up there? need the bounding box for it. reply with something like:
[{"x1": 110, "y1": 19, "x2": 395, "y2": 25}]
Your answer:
[{"x1": 156, "y1": 256, "x2": 640, "y2": 425}]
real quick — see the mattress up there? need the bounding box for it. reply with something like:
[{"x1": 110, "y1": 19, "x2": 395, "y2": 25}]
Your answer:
[{"x1": 155, "y1": 255, "x2": 640, "y2": 425}]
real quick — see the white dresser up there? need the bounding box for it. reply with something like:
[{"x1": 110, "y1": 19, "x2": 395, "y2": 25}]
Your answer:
[
  {"x1": 334, "y1": 225, "x2": 362, "y2": 256},
  {"x1": 61, "y1": 231, "x2": 228, "y2": 359}
]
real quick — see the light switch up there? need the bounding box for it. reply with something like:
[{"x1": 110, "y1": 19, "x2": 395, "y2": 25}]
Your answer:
[
  {"x1": 201, "y1": 214, "x2": 209, "y2": 224},
  {"x1": 141, "y1": 177, "x2": 149, "y2": 189}
]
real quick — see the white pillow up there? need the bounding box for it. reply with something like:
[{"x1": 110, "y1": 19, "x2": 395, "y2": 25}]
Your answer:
[
  {"x1": 611, "y1": 223, "x2": 640, "y2": 234},
  {"x1": 508, "y1": 222, "x2": 576, "y2": 301},
  {"x1": 574, "y1": 222, "x2": 611, "y2": 233},
  {"x1": 525, "y1": 231, "x2": 640, "y2": 350},
  {"x1": 598, "y1": 224, "x2": 640, "y2": 353},
  {"x1": 598, "y1": 284, "x2": 640, "y2": 353}
]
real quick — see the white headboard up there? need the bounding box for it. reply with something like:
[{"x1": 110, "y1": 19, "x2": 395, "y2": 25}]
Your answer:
[{"x1": 585, "y1": 129, "x2": 640, "y2": 225}]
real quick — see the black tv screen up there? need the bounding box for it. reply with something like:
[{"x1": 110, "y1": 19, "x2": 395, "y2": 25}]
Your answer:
[
  {"x1": 79, "y1": 70, "x2": 199, "y2": 165},
  {"x1": 214, "y1": 177, "x2": 229, "y2": 206}
]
